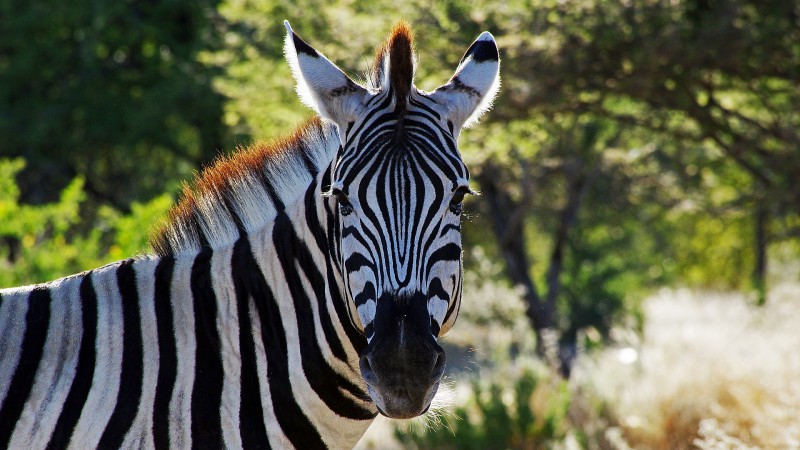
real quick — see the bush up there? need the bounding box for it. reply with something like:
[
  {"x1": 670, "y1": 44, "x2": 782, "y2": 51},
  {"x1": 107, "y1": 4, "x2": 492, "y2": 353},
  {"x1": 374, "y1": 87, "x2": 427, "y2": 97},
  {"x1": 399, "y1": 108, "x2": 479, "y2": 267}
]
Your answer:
[
  {"x1": 395, "y1": 365, "x2": 570, "y2": 450},
  {"x1": 0, "y1": 158, "x2": 171, "y2": 288}
]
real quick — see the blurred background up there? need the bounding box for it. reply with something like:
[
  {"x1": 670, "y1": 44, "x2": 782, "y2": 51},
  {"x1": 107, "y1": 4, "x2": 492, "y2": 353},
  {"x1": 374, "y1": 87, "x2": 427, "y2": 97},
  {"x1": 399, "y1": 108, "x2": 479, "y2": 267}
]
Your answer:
[{"x1": 1, "y1": 0, "x2": 799, "y2": 448}]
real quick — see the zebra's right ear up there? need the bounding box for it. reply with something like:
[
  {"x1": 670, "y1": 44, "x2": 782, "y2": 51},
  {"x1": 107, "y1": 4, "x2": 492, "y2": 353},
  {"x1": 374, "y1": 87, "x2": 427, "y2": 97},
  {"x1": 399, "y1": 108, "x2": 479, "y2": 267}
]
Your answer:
[
  {"x1": 430, "y1": 31, "x2": 500, "y2": 129},
  {"x1": 284, "y1": 21, "x2": 369, "y2": 125}
]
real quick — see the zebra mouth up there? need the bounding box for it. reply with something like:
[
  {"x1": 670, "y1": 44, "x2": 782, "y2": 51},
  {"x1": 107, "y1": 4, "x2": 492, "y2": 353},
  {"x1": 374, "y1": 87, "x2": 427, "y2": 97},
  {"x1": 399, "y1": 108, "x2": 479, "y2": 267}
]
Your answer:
[
  {"x1": 358, "y1": 291, "x2": 447, "y2": 418},
  {"x1": 365, "y1": 382, "x2": 439, "y2": 419}
]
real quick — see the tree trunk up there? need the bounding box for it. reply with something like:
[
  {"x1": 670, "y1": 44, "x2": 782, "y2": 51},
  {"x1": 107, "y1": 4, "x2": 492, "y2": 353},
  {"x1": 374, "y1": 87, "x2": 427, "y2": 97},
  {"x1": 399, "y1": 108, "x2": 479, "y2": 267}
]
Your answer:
[
  {"x1": 474, "y1": 162, "x2": 555, "y2": 357},
  {"x1": 475, "y1": 159, "x2": 597, "y2": 378},
  {"x1": 753, "y1": 196, "x2": 768, "y2": 305}
]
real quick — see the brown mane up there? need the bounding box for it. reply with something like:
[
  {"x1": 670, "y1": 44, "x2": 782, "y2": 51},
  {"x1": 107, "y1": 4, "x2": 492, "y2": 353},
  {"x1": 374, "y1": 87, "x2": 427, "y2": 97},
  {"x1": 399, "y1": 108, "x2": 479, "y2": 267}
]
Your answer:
[
  {"x1": 373, "y1": 22, "x2": 416, "y2": 113},
  {"x1": 149, "y1": 116, "x2": 329, "y2": 256}
]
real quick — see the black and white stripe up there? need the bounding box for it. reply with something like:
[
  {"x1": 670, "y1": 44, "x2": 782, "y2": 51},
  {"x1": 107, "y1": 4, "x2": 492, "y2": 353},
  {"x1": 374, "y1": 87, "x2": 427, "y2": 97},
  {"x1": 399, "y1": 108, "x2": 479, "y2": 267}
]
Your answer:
[{"x1": 0, "y1": 21, "x2": 499, "y2": 448}]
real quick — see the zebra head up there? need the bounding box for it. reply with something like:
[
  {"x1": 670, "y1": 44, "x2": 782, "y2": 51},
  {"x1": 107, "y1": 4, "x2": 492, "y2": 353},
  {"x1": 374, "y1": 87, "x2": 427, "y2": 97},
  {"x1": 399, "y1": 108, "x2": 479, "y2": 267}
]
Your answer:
[{"x1": 285, "y1": 22, "x2": 499, "y2": 419}]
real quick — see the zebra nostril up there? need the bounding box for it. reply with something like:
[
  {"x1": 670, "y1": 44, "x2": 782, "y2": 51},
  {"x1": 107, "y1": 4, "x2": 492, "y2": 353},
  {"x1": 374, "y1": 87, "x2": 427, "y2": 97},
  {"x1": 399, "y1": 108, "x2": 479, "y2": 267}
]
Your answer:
[
  {"x1": 359, "y1": 354, "x2": 378, "y2": 385},
  {"x1": 433, "y1": 351, "x2": 447, "y2": 379},
  {"x1": 431, "y1": 350, "x2": 446, "y2": 381}
]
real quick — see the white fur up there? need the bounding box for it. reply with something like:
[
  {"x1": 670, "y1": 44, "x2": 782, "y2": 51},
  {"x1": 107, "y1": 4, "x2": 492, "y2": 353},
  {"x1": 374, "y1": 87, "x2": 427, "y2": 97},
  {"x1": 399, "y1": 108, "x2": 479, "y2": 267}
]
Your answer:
[
  {"x1": 228, "y1": 174, "x2": 277, "y2": 234},
  {"x1": 161, "y1": 120, "x2": 339, "y2": 257},
  {"x1": 283, "y1": 21, "x2": 318, "y2": 114},
  {"x1": 210, "y1": 247, "x2": 244, "y2": 449},
  {"x1": 0, "y1": 290, "x2": 29, "y2": 404},
  {"x1": 430, "y1": 31, "x2": 501, "y2": 129},
  {"x1": 247, "y1": 295, "x2": 294, "y2": 449},
  {"x1": 69, "y1": 265, "x2": 125, "y2": 448},
  {"x1": 284, "y1": 21, "x2": 369, "y2": 126},
  {"x1": 168, "y1": 257, "x2": 197, "y2": 448},
  {"x1": 196, "y1": 189, "x2": 240, "y2": 249},
  {"x1": 7, "y1": 277, "x2": 81, "y2": 449},
  {"x1": 119, "y1": 258, "x2": 160, "y2": 449}
]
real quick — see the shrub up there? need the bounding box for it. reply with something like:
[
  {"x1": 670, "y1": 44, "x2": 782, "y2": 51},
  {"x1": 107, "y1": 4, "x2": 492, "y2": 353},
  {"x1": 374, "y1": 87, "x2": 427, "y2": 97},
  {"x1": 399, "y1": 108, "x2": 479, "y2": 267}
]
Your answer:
[
  {"x1": 0, "y1": 158, "x2": 171, "y2": 288},
  {"x1": 395, "y1": 365, "x2": 570, "y2": 450}
]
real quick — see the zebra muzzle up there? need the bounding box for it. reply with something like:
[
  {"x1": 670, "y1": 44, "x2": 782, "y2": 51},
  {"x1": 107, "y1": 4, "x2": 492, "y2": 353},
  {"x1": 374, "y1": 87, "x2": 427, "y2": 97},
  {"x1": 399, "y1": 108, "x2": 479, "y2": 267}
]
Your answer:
[{"x1": 358, "y1": 292, "x2": 446, "y2": 419}]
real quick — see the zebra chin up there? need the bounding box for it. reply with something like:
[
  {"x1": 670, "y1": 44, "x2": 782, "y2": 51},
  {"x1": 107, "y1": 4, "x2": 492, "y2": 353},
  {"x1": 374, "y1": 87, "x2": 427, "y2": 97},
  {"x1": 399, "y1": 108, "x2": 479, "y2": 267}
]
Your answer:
[
  {"x1": 365, "y1": 380, "x2": 441, "y2": 419},
  {"x1": 358, "y1": 291, "x2": 447, "y2": 419}
]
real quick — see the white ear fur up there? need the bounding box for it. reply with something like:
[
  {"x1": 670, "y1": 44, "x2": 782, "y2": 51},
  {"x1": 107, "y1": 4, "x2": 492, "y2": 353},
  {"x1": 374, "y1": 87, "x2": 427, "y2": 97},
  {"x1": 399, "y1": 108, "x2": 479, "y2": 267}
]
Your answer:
[
  {"x1": 430, "y1": 31, "x2": 501, "y2": 128},
  {"x1": 284, "y1": 21, "x2": 368, "y2": 124}
]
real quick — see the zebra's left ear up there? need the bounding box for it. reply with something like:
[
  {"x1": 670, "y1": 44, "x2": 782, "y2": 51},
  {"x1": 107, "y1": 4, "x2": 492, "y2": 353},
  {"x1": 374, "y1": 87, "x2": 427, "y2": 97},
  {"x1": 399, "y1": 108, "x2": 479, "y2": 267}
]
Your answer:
[
  {"x1": 430, "y1": 31, "x2": 500, "y2": 129},
  {"x1": 284, "y1": 21, "x2": 369, "y2": 125}
]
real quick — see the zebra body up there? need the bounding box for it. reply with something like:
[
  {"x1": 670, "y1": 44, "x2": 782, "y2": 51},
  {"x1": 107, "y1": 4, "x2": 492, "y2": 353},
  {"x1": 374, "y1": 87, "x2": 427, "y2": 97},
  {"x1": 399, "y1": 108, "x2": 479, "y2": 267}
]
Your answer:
[{"x1": 0, "y1": 21, "x2": 499, "y2": 449}]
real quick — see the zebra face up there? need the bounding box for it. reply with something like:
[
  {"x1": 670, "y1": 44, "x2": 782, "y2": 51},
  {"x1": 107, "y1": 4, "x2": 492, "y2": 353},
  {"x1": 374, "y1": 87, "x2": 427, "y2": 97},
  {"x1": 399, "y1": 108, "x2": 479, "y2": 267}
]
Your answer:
[
  {"x1": 285, "y1": 22, "x2": 499, "y2": 418},
  {"x1": 330, "y1": 112, "x2": 469, "y2": 417},
  {"x1": 330, "y1": 113, "x2": 470, "y2": 339}
]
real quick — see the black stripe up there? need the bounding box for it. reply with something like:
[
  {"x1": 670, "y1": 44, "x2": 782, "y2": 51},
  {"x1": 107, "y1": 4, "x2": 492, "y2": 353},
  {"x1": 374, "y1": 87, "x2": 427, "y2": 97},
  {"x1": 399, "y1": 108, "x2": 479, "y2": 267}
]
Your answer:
[
  {"x1": 325, "y1": 179, "x2": 367, "y2": 350},
  {"x1": 440, "y1": 223, "x2": 461, "y2": 237},
  {"x1": 442, "y1": 275, "x2": 462, "y2": 327},
  {"x1": 254, "y1": 167, "x2": 286, "y2": 211},
  {"x1": 190, "y1": 250, "x2": 224, "y2": 449},
  {"x1": 273, "y1": 212, "x2": 376, "y2": 420},
  {"x1": 463, "y1": 37, "x2": 498, "y2": 63},
  {"x1": 99, "y1": 259, "x2": 144, "y2": 447},
  {"x1": 152, "y1": 257, "x2": 177, "y2": 449},
  {"x1": 353, "y1": 282, "x2": 376, "y2": 308},
  {"x1": 292, "y1": 32, "x2": 319, "y2": 57},
  {"x1": 301, "y1": 180, "x2": 363, "y2": 354},
  {"x1": 243, "y1": 231, "x2": 327, "y2": 449},
  {"x1": 192, "y1": 212, "x2": 213, "y2": 250},
  {"x1": 0, "y1": 287, "x2": 52, "y2": 446},
  {"x1": 343, "y1": 94, "x2": 393, "y2": 150},
  {"x1": 232, "y1": 237, "x2": 271, "y2": 450},
  {"x1": 296, "y1": 139, "x2": 320, "y2": 176},
  {"x1": 46, "y1": 274, "x2": 98, "y2": 449},
  {"x1": 409, "y1": 95, "x2": 442, "y2": 121},
  {"x1": 426, "y1": 243, "x2": 463, "y2": 276}
]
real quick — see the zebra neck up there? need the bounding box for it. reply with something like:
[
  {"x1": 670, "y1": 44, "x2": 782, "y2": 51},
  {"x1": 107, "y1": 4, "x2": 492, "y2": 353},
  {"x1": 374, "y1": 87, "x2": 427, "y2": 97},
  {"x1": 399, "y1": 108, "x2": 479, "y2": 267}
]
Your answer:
[{"x1": 151, "y1": 117, "x2": 342, "y2": 258}]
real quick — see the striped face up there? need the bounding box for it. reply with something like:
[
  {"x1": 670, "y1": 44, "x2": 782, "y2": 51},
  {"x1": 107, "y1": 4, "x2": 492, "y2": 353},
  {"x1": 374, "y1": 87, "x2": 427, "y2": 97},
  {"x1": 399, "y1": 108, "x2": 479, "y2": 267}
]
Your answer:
[
  {"x1": 331, "y1": 95, "x2": 470, "y2": 339},
  {"x1": 285, "y1": 22, "x2": 499, "y2": 418}
]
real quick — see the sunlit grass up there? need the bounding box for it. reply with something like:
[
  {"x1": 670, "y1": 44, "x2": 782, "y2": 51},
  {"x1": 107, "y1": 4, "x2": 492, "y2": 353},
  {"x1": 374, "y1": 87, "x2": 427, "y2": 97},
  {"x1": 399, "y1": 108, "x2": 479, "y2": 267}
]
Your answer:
[{"x1": 573, "y1": 283, "x2": 800, "y2": 449}]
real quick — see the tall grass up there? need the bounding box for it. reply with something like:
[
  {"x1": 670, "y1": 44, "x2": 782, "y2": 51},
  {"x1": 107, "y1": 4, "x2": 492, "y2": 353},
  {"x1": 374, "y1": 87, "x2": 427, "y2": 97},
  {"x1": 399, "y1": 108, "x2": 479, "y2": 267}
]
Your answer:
[{"x1": 572, "y1": 283, "x2": 800, "y2": 449}]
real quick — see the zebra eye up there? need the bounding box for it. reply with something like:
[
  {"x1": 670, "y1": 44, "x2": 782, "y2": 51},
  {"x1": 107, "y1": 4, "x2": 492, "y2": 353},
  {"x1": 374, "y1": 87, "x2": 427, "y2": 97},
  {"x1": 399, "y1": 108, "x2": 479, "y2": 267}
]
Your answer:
[
  {"x1": 332, "y1": 188, "x2": 354, "y2": 216},
  {"x1": 449, "y1": 187, "x2": 471, "y2": 215}
]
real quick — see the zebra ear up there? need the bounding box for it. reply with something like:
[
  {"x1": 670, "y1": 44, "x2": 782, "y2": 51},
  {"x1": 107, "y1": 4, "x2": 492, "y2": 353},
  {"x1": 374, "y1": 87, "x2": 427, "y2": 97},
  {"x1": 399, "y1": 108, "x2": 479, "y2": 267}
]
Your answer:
[
  {"x1": 284, "y1": 21, "x2": 369, "y2": 125},
  {"x1": 430, "y1": 31, "x2": 500, "y2": 129}
]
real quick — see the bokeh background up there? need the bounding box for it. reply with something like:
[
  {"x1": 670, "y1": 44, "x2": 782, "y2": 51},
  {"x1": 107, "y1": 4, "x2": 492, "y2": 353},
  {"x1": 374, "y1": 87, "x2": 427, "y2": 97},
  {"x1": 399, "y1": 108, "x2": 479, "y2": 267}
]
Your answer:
[{"x1": 2, "y1": 1, "x2": 799, "y2": 448}]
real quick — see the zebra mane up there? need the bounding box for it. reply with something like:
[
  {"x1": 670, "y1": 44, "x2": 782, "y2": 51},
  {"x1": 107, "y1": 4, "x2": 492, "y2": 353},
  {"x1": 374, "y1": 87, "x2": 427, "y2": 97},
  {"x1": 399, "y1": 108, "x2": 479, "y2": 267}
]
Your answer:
[
  {"x1": 369, "y1": 22, "x2": 416, "y2": 114},
  {"x1": 150, "y1": 116, "x2": 339, "y2": 256}
]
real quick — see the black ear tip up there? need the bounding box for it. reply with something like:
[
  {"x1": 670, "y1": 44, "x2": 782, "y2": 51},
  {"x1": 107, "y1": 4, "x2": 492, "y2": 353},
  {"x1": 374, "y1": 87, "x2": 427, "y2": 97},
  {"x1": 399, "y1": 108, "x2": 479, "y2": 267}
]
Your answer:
[
  {"x1": 464, "y1": 38, "x2": 498, "y2": 63},
  {"x1": 292, "y1": 33, "x2": 319, "y2": 57}
]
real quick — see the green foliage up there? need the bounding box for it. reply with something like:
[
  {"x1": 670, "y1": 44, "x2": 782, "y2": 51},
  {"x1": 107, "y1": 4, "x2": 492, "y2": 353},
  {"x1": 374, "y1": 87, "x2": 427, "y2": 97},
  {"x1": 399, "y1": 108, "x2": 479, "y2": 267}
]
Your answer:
[
  {"x1": 395, "y1": 367, "x2": 570, "y2": 450},
  {"x1": 0, "y1": 0, "x2": 226, "y2": 207},
  {"x1": 0, "y1": 159, "x2": 171, "y2": 288}
]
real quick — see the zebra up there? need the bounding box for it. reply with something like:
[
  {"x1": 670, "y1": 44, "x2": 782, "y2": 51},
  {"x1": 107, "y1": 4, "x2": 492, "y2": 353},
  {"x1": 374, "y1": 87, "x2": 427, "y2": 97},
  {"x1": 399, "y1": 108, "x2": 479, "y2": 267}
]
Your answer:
[{"x1": 0, "y1": 20, "x2": 500, "y2": 449}]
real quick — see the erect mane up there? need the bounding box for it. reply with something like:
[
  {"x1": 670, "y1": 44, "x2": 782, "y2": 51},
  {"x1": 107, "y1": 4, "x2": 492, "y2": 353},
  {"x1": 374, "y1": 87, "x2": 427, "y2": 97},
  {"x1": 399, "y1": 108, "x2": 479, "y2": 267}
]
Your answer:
[
  {"x1": 369, "y1": 21, "x2": 416, "y2": 114},
  {"x1": 150, "y1": 116, "x2": 339, "y2": 256}
]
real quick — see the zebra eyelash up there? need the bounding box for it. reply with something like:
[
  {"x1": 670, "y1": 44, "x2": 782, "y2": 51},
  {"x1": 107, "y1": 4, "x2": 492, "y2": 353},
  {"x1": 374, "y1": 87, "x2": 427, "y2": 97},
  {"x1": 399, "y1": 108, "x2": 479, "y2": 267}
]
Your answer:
[
  {"x1": 323, "y1": 185, "x2": 355, "y2": 216},
  {"x1": 449, "y1": 186, "x2": 475, "y2": 215}
]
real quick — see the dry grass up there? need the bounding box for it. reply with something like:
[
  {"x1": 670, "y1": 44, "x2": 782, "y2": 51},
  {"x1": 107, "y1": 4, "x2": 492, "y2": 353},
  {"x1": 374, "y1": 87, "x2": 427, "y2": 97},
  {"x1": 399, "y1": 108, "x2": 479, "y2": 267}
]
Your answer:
[{"x1": 572, "y1": 283, "x2": 800, "y2": 449}]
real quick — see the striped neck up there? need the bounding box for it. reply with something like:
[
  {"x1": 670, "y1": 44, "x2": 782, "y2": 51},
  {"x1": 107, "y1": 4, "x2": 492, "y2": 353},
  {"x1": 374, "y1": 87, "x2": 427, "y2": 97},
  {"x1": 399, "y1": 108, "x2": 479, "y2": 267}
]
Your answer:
[{"x1": 150, "y1": 117, "x2": 341, "y2": 258}]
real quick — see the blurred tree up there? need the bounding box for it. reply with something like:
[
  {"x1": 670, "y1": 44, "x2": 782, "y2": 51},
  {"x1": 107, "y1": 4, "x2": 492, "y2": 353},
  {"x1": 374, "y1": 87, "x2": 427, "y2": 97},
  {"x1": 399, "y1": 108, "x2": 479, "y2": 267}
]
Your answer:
[
  {"x1": 0, "y1": 0, "x2": 226, "y2": 209},
  {"x1": 448, "y1": 0, "x2": 800, "y2": 373},
  {"x1": 485, "y1": 0, "x2": 800, "y2": 305}
]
